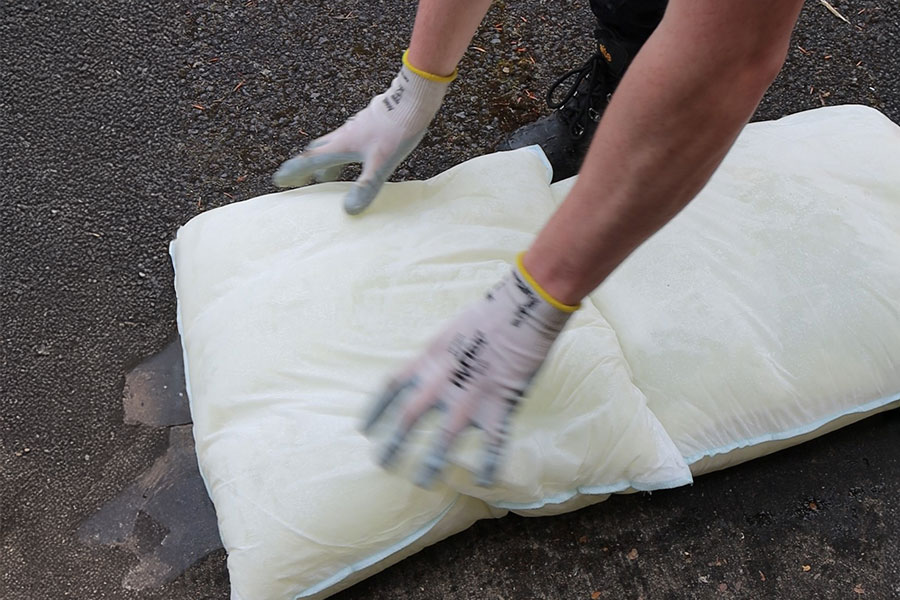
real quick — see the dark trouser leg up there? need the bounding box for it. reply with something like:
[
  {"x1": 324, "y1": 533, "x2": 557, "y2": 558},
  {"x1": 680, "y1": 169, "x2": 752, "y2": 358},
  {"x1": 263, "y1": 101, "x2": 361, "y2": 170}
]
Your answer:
[
  {"x1": 497, "y1": 0, "x2": 668, "y2": 181},
  {"x1": 588, "y1": 0, "x2": 667, "y2": 58}
]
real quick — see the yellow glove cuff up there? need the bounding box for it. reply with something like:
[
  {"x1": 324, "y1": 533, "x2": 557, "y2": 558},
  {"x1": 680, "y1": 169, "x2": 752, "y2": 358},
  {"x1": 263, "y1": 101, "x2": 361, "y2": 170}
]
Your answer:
[
  {"x1": 516, "y1": 253, "x2": 581, "y2": 313},
  {"x1": 402, "y1": 50, "x2": 458, "y2": 84}
]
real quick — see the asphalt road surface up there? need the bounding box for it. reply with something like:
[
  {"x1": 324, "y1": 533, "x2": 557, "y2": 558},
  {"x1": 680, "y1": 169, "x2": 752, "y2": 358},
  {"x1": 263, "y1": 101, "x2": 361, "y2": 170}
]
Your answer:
[{"x1": 3, "y1": 1, "x2": 899, "y2": 599}]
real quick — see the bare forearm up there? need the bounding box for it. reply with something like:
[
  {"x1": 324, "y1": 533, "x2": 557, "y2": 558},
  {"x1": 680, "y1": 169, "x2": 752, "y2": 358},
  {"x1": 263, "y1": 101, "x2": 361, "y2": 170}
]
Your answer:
[
  {"x1": 524, "y1": 0, "x2": 804, "y2": 305},
  {"x1": 407, "y1": 0, "x2": 494, "y2": 76}
]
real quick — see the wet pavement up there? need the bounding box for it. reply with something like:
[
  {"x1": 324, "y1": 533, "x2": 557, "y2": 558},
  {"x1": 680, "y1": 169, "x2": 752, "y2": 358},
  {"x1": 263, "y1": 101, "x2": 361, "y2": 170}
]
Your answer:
[
  {"x1": 3, "y1": 1, "x2": 899, "y2": 599},
  {"x1": 78, "y1": 424, "x2": 220, "y2": 592}
]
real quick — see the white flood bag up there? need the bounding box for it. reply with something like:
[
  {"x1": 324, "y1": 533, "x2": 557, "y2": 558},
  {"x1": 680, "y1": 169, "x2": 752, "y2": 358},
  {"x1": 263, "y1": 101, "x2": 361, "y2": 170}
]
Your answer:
[{"x1": 171, "y1": 105, "x2": 900, "y2": 600}]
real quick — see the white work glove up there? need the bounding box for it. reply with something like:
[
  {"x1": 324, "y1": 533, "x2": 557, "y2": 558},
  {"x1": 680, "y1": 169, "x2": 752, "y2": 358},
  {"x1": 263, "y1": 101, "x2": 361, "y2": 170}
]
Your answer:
[
  {"x1": 361, "y1": 254, "x2": 580, "y2": 488},
  {"x1": 273, "y1": 51, "x2": 456, "y2": 214}
]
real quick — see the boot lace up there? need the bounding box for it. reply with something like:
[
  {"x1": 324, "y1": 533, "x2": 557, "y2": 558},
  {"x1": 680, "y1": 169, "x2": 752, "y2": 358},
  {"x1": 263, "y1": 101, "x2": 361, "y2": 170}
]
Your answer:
[{"x1": 545, "y1": 30, "x2": 622, "y2": 139}]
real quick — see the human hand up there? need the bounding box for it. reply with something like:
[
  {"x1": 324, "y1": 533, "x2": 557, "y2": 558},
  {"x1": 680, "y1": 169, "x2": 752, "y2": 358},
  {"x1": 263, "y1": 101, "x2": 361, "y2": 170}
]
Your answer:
[
  {"x1": 361, "y1": 254, "x2": 579, "y2": 488},
  {"x1": 273, "y1": 52, "x2": 455, "y2": 215}
]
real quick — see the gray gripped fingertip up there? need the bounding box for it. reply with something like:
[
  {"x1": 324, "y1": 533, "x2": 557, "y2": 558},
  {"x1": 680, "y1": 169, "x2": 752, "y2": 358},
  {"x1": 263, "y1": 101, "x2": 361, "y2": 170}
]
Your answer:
[
  {"x1": 314, "y1": 164, "x2": 341, "y2": 183},
  {"x1": 277, "y1": 151, "x2": 362, "y2": 189},
  {"x1": 362, "y1": 376, "x2": 420, "y2": 441},
  {"x1": 272, "y1": 160, "x2": 312, "y2": 189},
  {"x1": 476, "y1": 456, "x2": 500, "y2": 488},
  {"x1": 360, "y1": 401, "x2": 389, "y2": 434},
  {"x1": 474, "y1": 472, "x2": 495, "y2": 488},
  {"x1": 360, "y1": 394, "x2": 392, "y2": 433},
  {"x1": 271, "y1": 167, "x2": 292, "y2": 189},
  {"x1": 359, "y1": 412, "x2": 377, "y2": 435},
  {"x1": 361, "y1": 379, "x2": 409, "y2": 432},
  {"x1": 273, "y1": 175, "x2": 310, "y2": 189},
  {"x1": 377, "y1": 429, "x2": 408, "y2": 468},
  {"x1": 343, "y1": 186, "x2": 377, "y2": 215},
  {"x1": 415, "y1": 442, "x2": 452, "y2": 489},
  {"x1": 413, "y1": 463, "x2": 440, "y2": 490}
]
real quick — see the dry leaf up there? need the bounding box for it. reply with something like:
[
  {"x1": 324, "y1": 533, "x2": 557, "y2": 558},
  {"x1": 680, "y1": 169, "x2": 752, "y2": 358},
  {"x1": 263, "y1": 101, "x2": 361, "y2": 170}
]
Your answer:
[
  {"x1": 591, "y1": 592, "x2": 602, "y2": 599},
  {"x1": 820, "y1": 0, "x2": 851, "y2": 24},
  {"x1": 626, "y1": 548, "x2": 639, "y2": 561}
]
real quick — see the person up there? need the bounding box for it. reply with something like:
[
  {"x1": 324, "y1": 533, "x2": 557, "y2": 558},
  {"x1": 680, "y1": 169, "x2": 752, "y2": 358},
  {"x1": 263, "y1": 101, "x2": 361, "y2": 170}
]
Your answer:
[{"x1": 273, "y1": 0, "x2": 806, "y2": 488}]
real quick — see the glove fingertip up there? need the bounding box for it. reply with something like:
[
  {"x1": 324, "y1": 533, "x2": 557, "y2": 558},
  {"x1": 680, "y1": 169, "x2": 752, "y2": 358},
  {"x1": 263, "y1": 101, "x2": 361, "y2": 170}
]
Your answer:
[
  {"x1": 414, "y1": 471, "x2": 437, "y2": 490},
  {"x1": 314, "y1": 164, "x2": 342, "y2": 183},
  {"x1": 273, "y1": 158, "x2": 313, "y2": 189},
  {"x1": 360, "y1": 376, "x2": 418, "y2": 434},
  {"x1": 414, "y1": 461, "x2": 441, "y2": 490},
  {"x1": 360, "y1": 399, "x2": 391, "y2": 435},
  {"x1": 377, "y1": 429, "x2": 406, "y2": 468},
  {"x1": 475, "y1": 470, "x2": 496, "y2": 488},
  {"x1": 476, "y1": 449, "x2": 503, "y2": 488},
  {"x1": 358, "y1": 412, "x2": 378, "y2": 435},
  {"x1": 343, "y1": 183, "x2": 380, "y2": 215}
]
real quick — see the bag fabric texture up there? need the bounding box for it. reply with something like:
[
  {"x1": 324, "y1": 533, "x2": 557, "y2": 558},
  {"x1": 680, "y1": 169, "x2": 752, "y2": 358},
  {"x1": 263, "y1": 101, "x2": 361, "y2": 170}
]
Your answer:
[{"x1": 170, "y1": 105, "x2": 900, "y2": 600}]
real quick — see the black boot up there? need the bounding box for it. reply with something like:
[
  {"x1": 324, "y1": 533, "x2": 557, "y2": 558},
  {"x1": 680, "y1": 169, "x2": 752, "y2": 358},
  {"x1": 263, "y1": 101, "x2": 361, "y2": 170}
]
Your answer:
[{"x1": 497, "y1": 28, "x2": 632, "y2": 182}]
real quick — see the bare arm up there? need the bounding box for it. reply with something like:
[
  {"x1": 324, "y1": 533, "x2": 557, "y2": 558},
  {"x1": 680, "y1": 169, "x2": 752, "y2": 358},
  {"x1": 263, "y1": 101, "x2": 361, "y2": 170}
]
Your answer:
[
  {"x1": 407, "y1": 0, "x2": 495, "y2": 76},
  {"x1": 363, "y1": 1, "x2": 808, "y2": 487},
  {"x1": 524, "y1": 0, "x2": 805, "y2": 304}
]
